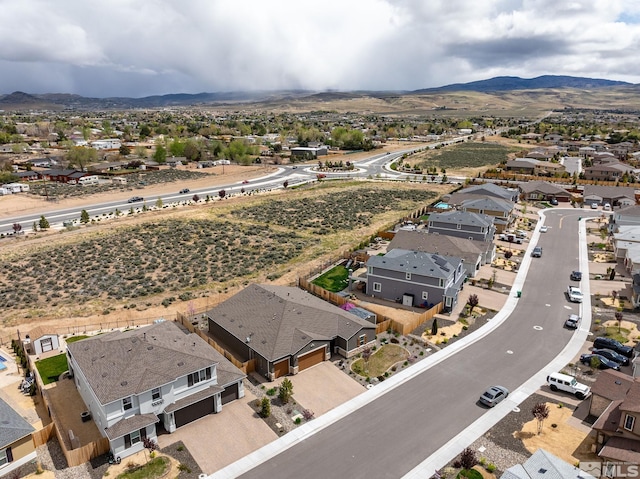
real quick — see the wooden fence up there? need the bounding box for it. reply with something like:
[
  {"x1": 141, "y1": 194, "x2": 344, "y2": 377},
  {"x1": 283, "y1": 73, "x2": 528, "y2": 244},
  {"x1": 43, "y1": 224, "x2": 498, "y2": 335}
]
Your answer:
[
  {"x1": 176, "y1": 314, "x2": 255, "y2": 374},
  {"x1": 32, "y1": 422, "x2": 55, "y2": 447}
]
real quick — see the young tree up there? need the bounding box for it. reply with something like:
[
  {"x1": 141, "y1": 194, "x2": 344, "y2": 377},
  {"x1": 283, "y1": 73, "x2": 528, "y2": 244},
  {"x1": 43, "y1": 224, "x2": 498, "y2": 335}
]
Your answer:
[
  {"x1": 38, "y1": 215, "x2": 50, "y2": 230},
  {"x1": 12, "y1": 223, "x2": 21, "y2": 234},
  {"x1": 218, "y1": 189, "x2": 226, "y2": 199},
  {"x1": 431, "y1": 318, "x2": 438, "y2": 336},
  {"x1": 361, "y1": 346, "x2": 372, "y2": 372},
  {"x1": 260, "y1": 396, "x2": 271, "y2": 418},
  {"x1": 456, "y1": 447, "x2": 478, "y2": 470},
  {"x1": 278, "y1": 378, "x2": 294, "y2": 404},
  {"x1": 283, "y1": 180, "x2": 289, "y2": 188},
  {"x1": 192, "y1": 194, "x2": 200, "y2": 202},
  {"x1": 156, "y1": 198, "x2": 163, "y2": 208},
  {"x1": 32, "y1": 221, "x2": 38, "y2": 233},
  {"x1": 532, "y1": 402, "x2": 550, "y2": 435},
  {"x1": 153, "y1": 145, "x2": 167, "y2": 163},
  {"x1": 615, "y1": 310, "x2": 623, "y2": 333},
  {"x1": 467, "y1": 294, "x2": 479, "y2": 314},
  {"x1": 142, "y1": 436, "x2": 158, "y2": 463},
  {"x1": 80, "y1": 209, "x2": 90, "y2": 224}
]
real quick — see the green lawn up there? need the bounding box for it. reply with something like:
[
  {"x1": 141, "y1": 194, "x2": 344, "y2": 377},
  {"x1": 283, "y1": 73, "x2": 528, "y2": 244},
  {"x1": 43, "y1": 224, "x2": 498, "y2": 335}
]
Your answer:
[
  {"x1": 65, "y1": 335, "x2": 90, "y2": 343},
  {"x1": 605, "y1": 327, "x2": 631, "y2": 344},
  {"x1": 117, "y1": 456, "x2": 169, "y2": 479},
  {"x1": 312, "y1": 265, "x2": 349, "y2": 292},
  {"x1": 35, "y1": 354, "x2": 69, "y2": 385},
  {"x1": 351, "y1": 344, "x2": 410, "y2": 377}
]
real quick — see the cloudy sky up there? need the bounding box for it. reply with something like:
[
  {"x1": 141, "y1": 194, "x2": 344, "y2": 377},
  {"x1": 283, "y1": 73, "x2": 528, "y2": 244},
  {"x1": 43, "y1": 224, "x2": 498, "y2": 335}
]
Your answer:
[{"x1": 2, "y1": 0, "x2": 640, "y2": 97}]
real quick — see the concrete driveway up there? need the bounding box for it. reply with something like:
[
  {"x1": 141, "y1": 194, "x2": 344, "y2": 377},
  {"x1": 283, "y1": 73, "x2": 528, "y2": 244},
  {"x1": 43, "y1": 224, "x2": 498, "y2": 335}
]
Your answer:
[{"x1": 157, "y1": 389, "x2": 277, "y2": 474}]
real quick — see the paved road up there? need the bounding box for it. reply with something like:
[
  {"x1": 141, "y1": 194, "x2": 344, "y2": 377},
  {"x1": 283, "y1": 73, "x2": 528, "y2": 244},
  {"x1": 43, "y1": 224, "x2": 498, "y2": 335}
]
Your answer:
[{"x1": 212, "y1": 208, "x2": 596, "y2": 479}]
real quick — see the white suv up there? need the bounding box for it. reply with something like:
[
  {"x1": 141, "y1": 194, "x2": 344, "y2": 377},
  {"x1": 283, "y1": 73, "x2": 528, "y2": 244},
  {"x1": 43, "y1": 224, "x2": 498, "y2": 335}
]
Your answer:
[
  {"x1": 567, "y1": 286, "x2": 583, "y2": 303},
  {"x1": 547, "y1": 372, "x2": 590, "y2": 399}
]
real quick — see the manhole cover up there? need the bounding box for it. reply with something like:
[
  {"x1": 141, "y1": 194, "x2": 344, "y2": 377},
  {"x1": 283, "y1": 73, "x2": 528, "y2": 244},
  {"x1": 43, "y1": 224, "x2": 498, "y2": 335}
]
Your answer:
[
  {"x1": 533, "y1": 325, "x2": 543, "y2": 331},
  {"x1": 506, "y1": 350, "x2": 514, "y2": 354},
  {"x1": 512, "y1": 407, "x2": 520, "y2": 413}
]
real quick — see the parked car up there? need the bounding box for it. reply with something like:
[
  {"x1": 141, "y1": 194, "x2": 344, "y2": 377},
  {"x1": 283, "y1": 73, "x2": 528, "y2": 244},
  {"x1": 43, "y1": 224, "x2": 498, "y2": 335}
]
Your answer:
[
  {"x1": 593, "y1": 337, "x2": 634, "y2": 358},
  {"x1": 592, "y1": 348, "x2": 630, "y2": 366},
  {"x1": 515, "y1": 230, "x2": 528, "y2": 239},
  {"x1": 580, "y1": 353, "x2": 621, "y2": 371},
  {"x1": 127, "y1": 196, "x2": 144, "y2": 203},
  {"x1": 550, "y1": 198, "x2": 558, "y2": 205},
  {"x1": 540, "y1": 226, "x2": 548, "y2": 233},
  {"x1": 570, "y1": 271, "x2": 582, "y2": 281},
  {"x1": 546, "y1": 372, "x2": 590, "y2": 399},
  {"x1": 604, "y1": 203, "x2": 611, "y2": 211},
  {"x1": 565, "y1": 314, "x2": 581, "y2": 330},
  {"x1": 179, "y1": 188, "x2": 190, "y2": 194},
  {"x1": 479, "y1": 385, "x2": 509, "y2": 407},
  {"x1": 591, "y1": 203, "x2": 598, "y2": 209},
  {"x1": 567, "y1": 286, "x2": 583, "y2": 303},
  {"x1": 532, "y1": 246, "x2": 543, "y2": 258}
]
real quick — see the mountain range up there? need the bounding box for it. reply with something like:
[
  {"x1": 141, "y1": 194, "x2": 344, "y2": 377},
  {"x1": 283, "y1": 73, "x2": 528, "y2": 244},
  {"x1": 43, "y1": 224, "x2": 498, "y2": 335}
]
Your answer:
[{"x1": 0, "y1": 75, "x2": 636, "y2": 111}]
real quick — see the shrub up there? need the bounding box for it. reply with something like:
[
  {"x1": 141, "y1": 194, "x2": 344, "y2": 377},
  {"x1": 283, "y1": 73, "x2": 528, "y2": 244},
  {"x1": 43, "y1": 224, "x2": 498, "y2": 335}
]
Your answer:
[
  {"x1": 266, "y1": 388, "x2": 276, "y2": 396},
  {"x1": 294, "y1": 417, "x2": 302, "y2": 424},
  {"x1": 486, "y1": 463, "x2": 496, "y2": 473},
  {"x1": 260, "y1": 397, "x2": 271, "y2": 417}
]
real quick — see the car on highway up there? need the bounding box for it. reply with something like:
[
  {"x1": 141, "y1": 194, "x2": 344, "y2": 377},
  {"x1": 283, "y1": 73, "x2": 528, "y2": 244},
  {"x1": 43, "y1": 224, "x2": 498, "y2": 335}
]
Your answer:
[
  {"x1": 532, "y1": 246, "x2": 543, "y2": 258},
  {"x1": 567, "y1": 286, "x2": 583, "y2": 303},
  {"x1": 179, "y1": 188, "x2": 190, "y2": 194},
  {"x1": 479, "y1": 385, "x2": 509, "y2": 407},
  {"x1": 570, "y1": 271, "x2": 582, "y2": 281},
  {"x1": 592, "y1": 348, "x2": 630, "y2": 366},
  {"x1": 540, "y1": 226, "x2": 548, "y2": 233},
  {"x1": 242, "y1": 180, "x2": 249, "y2": 184},
  {"x1": 564, "y1": 314, "x2": 581, "y2": 330},
  {"x1": 593, "y1": 337, "x2": 634, "y2": 358},
  {"x1": 580, "y1": 353, "x2": 621, "y2": 371},
  {"x1": 546, "y1": 372, "x2": 590, "y2": 399},
  {"x1": 127, "y1": 196, "x2": 144, "y2": 203}
]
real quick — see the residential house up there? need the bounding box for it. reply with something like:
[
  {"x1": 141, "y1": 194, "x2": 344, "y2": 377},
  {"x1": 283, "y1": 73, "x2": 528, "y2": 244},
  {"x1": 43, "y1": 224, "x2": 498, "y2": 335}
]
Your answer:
[
  {"x1": 22, "y1": 326, "x2": 60, "y2": 356},
  {"x1": 501, "y1": 448, "x2": 595, "y2": 479},
  {"x1": 505, "y1": 158, "x2": 538, "y2": 174},
  {"x1": 519, "y1": 181, "x2": 573, "y2": 203},
  {"x1": 534, "y1": 161, "x2": 566, "y2": 177},
  {"x1": 66, "y1": 321, "x2": 245, "y2": 459},
  {"x1": 0, "y1": 397, "x2": 36, "y2": 475},
  {"x1": 583, "y1": 162, "x2": 635, "y2": 182},
  {"x1": 579, "y1": 146, "x2": 597, "y2": 158},
  {"x1": 365, "y1": 249, "x2": 466, "y2": 312},
  {"x1": 613, "y1": 226, "x2": 640, "y2": 259},
  {"x1": 426, "y1": 210, "x2": 496, "y2": 242},
  {"x1": 452, "y1": 183, "x2": 520, "y2": 202},
  {"x1": 609, "y1": 205, "x2": 640, "y2": 233},
  {"x1": 387, "y1": 229, "x2": 495, "y2": 277},
  {"x1": 591, "y1": 371, "x2": 640, "y2": 468},
  {"x1": 207, "y1": 284, "x2": 376, "y2": 380},
  {"x1": 91, "y1": 139, "x2": 121, "y2": 150},
  {"x1": 583, "y1": 185, "x2": 636, "y2": 208},
  {"x1": 38, "y1": 169, "x2": 90, "y2": 184},
  {"x1": 459, "y1": 196, "x2": 514, "y2": 233},
  {"x1": 14, "y1": 171, "x2": 40, "y2": 182}
]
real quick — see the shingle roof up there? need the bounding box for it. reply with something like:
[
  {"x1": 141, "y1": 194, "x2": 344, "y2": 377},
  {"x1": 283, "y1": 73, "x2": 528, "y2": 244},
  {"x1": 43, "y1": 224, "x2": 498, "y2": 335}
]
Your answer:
[
  {"x1": 104, "y1": 413, "x2": 158, "y2": 440},
  {"x1": 368, "y1": 249, "x2": 463, "y2": 280},
  {"x1": 207, "y1": 284, "x2": 375, "y2": 362},
  {"x1": 616, "y1": 205, "x2": 640, "y2": 217},
  {"x1": 458, "y1": 183, "x2": 517, "y2": 201},
  {"x1": 590, "y1": 369, "x2": 634, "y2": 401},
  {"x1": 67, "y1": 321, "x2": 244, "y2": 405},
  {"x1": 592, "y1": 399, "x2": 623, "y2": 432},
  {"x1": 599, "y1": 436, "x2": 640, "y2": 463},
  {"x1": 388, "y1": 230, "x2": 488, "y2": 264},
  {"x1": 25, "y1": 326, "x2": 57, "y2": 342},
  {"x1": 461, "y1": 196, "x2": 513, "y2": 213},
  {"x1": 621, "y1": 381, "x2": 640, "y2": 413},
  {"x1": 0, "y1": 397, "x2": 35, "y2": 448},
  {"x1": 518, "y1": 181, "x2": 571, "y2": 196},
  {"x1": 583, "y1": 185, "x2": 636, "y2": 200},
  {"x1": 428, "y1": 210, "x2": 494, "y2": 228},
  {"x1": 501, "y1": 448, "x2": 595, "y2": 479}
]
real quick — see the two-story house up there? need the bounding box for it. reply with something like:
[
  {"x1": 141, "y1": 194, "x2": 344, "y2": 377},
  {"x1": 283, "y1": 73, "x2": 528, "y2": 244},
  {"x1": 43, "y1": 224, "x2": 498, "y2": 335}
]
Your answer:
[
  {"x1": 365, "y1": 249, "x2": 467, "y2": 311},
  {"x1": 426, "y1": 210, "x2": 496, "y2": 242},
  {"x1": 583, "y1": 162, "x2": 635, "y2": 182},
  {"x1": 459, "y1": 196, "x2": 514, "y2": 233},
  {"x1": 590, "y1": 370, "x2": 640, "y2": 467},
  {"x1": 609, "y1": 205, "x2": 640, "y2": 233},
  {"x1": 66, "y1": 321, "x2": 245, "y2": 459}
]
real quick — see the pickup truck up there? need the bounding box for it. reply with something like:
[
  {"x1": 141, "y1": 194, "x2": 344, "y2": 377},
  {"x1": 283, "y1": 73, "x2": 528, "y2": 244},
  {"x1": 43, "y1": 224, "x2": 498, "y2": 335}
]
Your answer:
[{"x1": 498, "y1": 233, "x2": 523, "y2": 244}]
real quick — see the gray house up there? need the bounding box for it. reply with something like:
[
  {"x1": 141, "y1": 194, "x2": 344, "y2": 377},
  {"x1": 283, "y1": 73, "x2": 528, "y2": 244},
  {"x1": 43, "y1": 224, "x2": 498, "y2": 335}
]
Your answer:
[
  {"x1": 583, "y1": 185, "x2": 636, "y2": 208},
  {"x1": 387, "y1": 229, "x2": 495, "y2": 277},
  {"x1": 207, "y1": 284, "x2": 376, "y2": 380},
  {"x1": 452, "y1": 182, "x2": 519, "y2": 202},
  {"x1": 427, "y1": 210, "x2": 496, "y2": 242},
  {"x1": 365, "y1": 249, "x2": 466, "y2": 312},
  {"x1": 609, "y1": 205, "x2": 640, "y2": 232}
]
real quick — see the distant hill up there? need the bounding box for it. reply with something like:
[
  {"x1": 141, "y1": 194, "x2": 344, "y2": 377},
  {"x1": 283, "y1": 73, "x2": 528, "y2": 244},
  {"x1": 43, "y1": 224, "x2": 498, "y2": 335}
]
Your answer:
[{"x1": 414, "y1": 75, "x2": 633, "y2": 93}]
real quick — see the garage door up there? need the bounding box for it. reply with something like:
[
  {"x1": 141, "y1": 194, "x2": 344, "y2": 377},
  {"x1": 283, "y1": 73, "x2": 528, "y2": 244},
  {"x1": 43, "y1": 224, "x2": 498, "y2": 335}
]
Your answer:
[
  {"x1": 174, "y1": 397, "x2": 215, "y2": 428},
  {"x1": 221, "y1": 383, "x2": 239, "y2": 405},
  {"x1": 298, "y1": 348, "x2": 324, "y2": 371},
  {"x1": 273, "y1": 359, "x2": 289, "y2": 379}
]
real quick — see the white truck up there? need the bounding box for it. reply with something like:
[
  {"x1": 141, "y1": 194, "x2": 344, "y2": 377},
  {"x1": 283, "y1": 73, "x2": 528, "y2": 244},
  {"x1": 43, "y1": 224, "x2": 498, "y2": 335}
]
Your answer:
[
  {"x1": 498, "y1": 233, "x2": 523, "y2": 244},
  {"x1": 547, "y1": 372, "x2": 590, "y2": 399}
]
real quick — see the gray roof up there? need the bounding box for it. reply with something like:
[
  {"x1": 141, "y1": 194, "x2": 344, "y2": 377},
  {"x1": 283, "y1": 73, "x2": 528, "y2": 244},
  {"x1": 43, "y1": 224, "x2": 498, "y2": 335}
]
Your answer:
[
  {"x1": 519, "y1": 181, "x2": 571, "y2": 196},
  {"x1": 207, "y1": 284, "x2": 375, "y2": 362},
  {"x1": 0, "y1": 397, "x2": 34, "y2": 448},
  {"x1": 583, "y1": 185, "x2": 636, "y2": 201},
  {"x1": 67, "y1": 321, "x2": 244, "y2": 405},
  {"x1": 368, "y1": 249, "x2": 463, "y2": 280},
  {"x1": 615, "y1": 205, "x2": 640, "y2": 217},
  {"x1": 501, "y1": 449, "x2": 595, "y2": 479},
  {"x1": 461, "y1": 196, "x2": 513, "y2": 213},
  {"x1": 459, "y1": 183, "x2": 518, "y2": 201},
  {"x1": 429, "y1": 210, "x2": 494, "y2": 228},
  {"x1": 506, "y1": 158, "x2": 539, "y2": 168},
  {"x1": 388, "y1": 230, "x2": 489, "y2": 264}
]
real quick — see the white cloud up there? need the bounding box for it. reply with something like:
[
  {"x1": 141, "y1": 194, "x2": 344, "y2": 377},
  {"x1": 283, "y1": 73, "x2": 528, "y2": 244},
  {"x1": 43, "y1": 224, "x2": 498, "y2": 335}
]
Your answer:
[{"x1": 1, "y1": 0, "x2": 640, "y2": 96}]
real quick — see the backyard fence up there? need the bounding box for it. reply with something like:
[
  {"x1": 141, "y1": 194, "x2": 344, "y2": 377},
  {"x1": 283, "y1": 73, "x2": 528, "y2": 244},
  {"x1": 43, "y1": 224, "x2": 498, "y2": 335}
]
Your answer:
[{"x1": 31, "y1": 422, "x2": 55, "y2": 447}]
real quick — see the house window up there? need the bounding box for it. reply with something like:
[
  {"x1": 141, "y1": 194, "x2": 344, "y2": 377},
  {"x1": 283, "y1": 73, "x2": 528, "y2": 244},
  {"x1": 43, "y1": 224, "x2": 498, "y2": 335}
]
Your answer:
[
  {"x1": 0, "y1": 447, "x2": 11, "y2": 466},
  {"x1": 124, "y1": 428, "x2": 147, "y2": 449},
  {"x1": 358, "y1": 334, "x2": 367, "y2": 346},
  {"x1": 188, "y1": 367, "x2": 212, "y2": 387},
  {"x1": 439, "y1": 279, "x2": 444, "y2": 288},
  {"x1": 373, "y1": 282, "x2": 381, "y2": 292},
  {"x1": 406, "y1": 272, "x2": 411, "y2": 280},
  {"x1": 368, "y1": 266, "x2": 373, "y2": 274},
  {"x1": 422, "y1": 292, "x2": 428, "y2": 301},
  {"x1": 152, "y1": 388, "x2": 161, "y2": 401},
  {"x1": 624, "y1": 414, "x2": 635, "y2": 431},
  {"x1": 123, "y1": 397, "x2": 132, "y2": 411},
  {"x1": 446, "y1": 297, "x2": 452, "y2": 307},
  {"x1": 456, "y1": 223, "x2": 461, "y2": 230}
]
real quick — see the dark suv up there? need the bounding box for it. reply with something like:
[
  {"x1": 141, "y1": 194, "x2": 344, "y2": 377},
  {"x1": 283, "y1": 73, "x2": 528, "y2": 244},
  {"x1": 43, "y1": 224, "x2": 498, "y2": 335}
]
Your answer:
[
  {"x1": 570, "y1": 271, "x2": 582, "y2": 281},
  {"x1": 593, "y1": 337, "x2": 634, "y2": 358}
]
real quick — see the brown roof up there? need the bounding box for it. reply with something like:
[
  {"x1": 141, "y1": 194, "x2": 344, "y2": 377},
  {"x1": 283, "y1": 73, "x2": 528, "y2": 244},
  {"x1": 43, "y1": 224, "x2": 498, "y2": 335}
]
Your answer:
[
  {"x1": 67, "y1": 321, "x2": 244, "y2": 405},
  {"x1": 599, "y1": 436, "x2": 640, "y2": 463},
  {"x1": 621, "y1": 381, "x2": 640, "y2": 413},
  {"x1": 104, "y1": 413, "x2": 158, "y2": 440},
  {"x1": 590, "y1": 370, "x2": 635, "y2": 401},
  {"x1": 25, "y1": 326, "x2": 57, "y2": 341},
  {"x1": 207, "y1": 284, "x2": 376, "y2": 362},
  {"x1": 593, "y1": 399, "x2": 623, "y2": 433}
]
